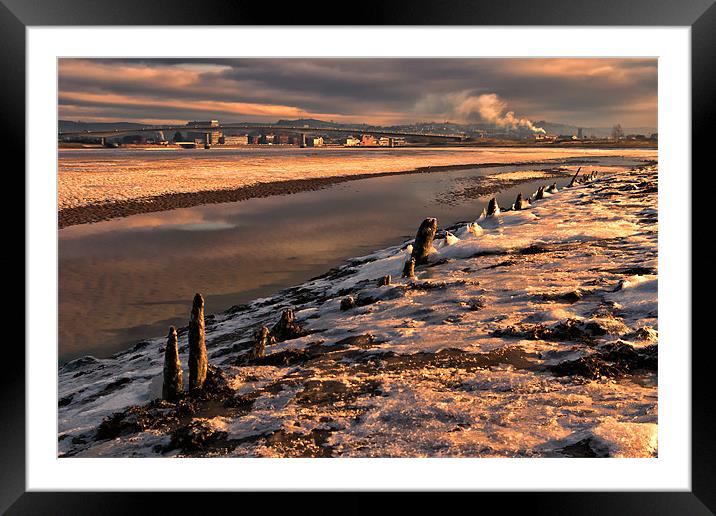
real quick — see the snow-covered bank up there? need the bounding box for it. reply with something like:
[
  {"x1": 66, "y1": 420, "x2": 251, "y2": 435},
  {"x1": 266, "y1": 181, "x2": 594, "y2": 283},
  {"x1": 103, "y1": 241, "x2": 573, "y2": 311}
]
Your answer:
[{"x1": 59, "y1": 164, "x2": 658, "y2": 458}]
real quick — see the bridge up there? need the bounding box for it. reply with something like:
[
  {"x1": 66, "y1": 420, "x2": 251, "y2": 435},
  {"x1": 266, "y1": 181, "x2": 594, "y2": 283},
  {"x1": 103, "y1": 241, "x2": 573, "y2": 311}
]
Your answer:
[{"x1": 58, "y1": 123, "x2": 468, "y2": 146}]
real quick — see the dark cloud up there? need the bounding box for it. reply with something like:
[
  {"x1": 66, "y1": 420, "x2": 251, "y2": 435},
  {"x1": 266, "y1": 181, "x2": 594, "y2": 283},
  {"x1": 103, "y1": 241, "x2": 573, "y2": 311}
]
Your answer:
[{"x1": 58, "y1": 58, "x2": 657, "y2": 128}]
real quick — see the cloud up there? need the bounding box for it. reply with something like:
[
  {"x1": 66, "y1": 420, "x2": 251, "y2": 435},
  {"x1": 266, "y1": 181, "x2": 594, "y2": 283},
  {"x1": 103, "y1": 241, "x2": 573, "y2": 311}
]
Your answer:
[
  {"x1": 59, "y1": 90, "x2": 316, "y2": 118},
  {"x1": 58, "y1": 58, "x2": 658, "y2": 128}
]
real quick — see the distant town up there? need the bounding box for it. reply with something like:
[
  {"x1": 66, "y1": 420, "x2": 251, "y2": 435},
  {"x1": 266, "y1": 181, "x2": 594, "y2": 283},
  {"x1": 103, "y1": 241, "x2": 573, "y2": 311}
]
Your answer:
[{"x1": 59, "y1": 118, "x2": 658, "y2": 149}]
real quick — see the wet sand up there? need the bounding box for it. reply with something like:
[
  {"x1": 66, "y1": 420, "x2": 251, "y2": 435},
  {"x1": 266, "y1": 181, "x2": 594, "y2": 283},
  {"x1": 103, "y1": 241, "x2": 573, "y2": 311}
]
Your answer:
[
  {"x1": 59, "y1": 162, "x2": 556, "y2": 228},
  {"x1": 57, "y1": 146, "x2": 658, "y2": 228}
]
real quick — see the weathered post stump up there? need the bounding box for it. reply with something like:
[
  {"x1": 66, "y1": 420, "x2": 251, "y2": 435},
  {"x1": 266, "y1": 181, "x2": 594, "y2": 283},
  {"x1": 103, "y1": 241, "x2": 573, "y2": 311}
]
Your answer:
[
  {"x1": 568, "y1": 167, "x2": 582, "y2": 187},
  {"x1": 547, "y1": 182, "x2": 558, "y2": 194},
  {"x1": 514, "y1": 192, "x2": 523, "y2": 209},
  {"x1": 340, "y1": 296, "x2": 356, "y2": 311},
  {"x1": 513, "y1": 192, "x2": 530, "y2": 210},
  {"x1": 402, "y1": 257, "x2": 416, "y2": 278},
  {"x1": 188, "y1": 293, "x2": 208, "y2": 393},
  {"x1": 271, "y1": 308, "x2": 305, "y2": 341},
  {"x1": 486, "y1": 197, "x2": 500, "y2": 217},
  {"x1": 465, "y1": 222, "x2": 482, "y2": 236},
  {"x1": 252, "y1": 326, "x2": 271, "y2": 359},
  {"x1": 534, "y1": 185, "x2": 545, "y2": 200},
  {"x1": 378, "y1": 275, "x2": 391, "y2": 287},
  {"x1": 411, "y1": 218, "x2": 438, "y2": 265},
  {"x1": 162, "y1": 326, "x2": 183, "y2": 402}
]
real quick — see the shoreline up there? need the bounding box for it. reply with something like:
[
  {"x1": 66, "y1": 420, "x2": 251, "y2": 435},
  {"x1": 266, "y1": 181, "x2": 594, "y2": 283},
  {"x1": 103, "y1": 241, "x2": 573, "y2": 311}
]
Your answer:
[
  {"x1": 59, "y1": 159, "x2": 587, "y2": 228},
  {"x1": 58, "y1": 168, "x2": 575, "y2": 365},
  {"x1": 59, "y1": 142, "x2": 658, "y2": 151},
  {"x1": 58, "y1": 164, "x2": 658, "y2": 458}
]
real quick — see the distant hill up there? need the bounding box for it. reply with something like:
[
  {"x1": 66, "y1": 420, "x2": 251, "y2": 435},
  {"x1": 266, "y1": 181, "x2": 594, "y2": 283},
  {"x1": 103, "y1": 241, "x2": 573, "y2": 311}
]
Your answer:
[
  {"x1": 59, "y1": 119, "x2": 657, "y2": 138},
  {"x1": 534, "y1": 121, "x2": 657, "y2": 138},
  {"x1": 59, "y1": 120, "x2": 152, "y2": 133}
]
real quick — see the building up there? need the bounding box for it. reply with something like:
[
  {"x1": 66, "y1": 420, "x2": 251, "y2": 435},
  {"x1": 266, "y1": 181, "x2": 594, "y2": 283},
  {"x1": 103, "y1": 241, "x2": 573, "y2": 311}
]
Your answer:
[
  {"x1": 345, "y1": 136, "x2": 360, "y2": 147},
  {"x1": 187, "y1": 130, "x2": 222, "y2": 144},
  {"x1": 577, "y1": 128, "x2": 584, "y2": 139},
  {"x1": 221, "y1": 134, "x2": 249, "y2": 145},
  {"x1": 261, "y1": 133, "x2": 275, "y2": 144},
  {"x1": 275, "y1": 133, "x2": 291, "y2": 145},
  {"x1": 361, "y1": 134, "x2": 377, "y2": 146},
  {"x1": 186, "y1": 120, "x2": 222, "y2": 144},
  {"x1": 311, "y1": 136, "x2": 324, "y2": 147},
  {"x1": 378, "y1": 136, "x2": 407, "y2": 147}
]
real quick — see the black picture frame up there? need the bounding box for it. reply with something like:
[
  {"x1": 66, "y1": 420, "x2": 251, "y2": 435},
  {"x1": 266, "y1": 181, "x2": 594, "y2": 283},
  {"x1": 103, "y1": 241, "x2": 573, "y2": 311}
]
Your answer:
[{"x1": 5, "y1": 0, "x2": 713, "y2": 513}]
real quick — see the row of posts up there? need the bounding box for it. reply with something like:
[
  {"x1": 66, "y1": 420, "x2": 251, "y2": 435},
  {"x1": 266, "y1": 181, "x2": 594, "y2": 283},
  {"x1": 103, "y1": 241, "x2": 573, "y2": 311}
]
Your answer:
[
  {"x1": 162, "y1": 293, "x2": 207, "y2": 402},
  {"x1": 400, "y1": 169, "x2": 597, "y2": 279},
  {"x1": 161, "y1": 168, "x2": 598, "y2": 400}
]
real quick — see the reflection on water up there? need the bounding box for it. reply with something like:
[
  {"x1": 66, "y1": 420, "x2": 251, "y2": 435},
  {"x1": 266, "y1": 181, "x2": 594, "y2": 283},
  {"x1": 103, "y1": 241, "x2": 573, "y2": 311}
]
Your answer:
[{"x1": 58, "y1": 157, "x2": 644, "y2": 363}]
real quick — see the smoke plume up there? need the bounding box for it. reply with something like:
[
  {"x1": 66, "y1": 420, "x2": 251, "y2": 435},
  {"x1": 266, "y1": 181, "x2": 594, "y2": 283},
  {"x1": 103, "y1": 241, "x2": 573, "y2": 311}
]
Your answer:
[{"x1": 455, "y1": 93, "x2": 546, "y2": 134}]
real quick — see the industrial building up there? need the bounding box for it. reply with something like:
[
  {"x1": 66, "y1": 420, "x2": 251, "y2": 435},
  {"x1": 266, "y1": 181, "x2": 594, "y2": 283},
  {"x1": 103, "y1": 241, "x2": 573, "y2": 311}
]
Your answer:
[
  {"x1": 275, "y1": 133, "x2": 291, "y2": 145},
  {"x1": 221, "y1": 134, "x2": 249, "y2": 145},
  {"x1": 361, "y1": 134, "x2": 378, "y2": 146},
  {"x1": 185, "y1": 120, "x2": 222, "y2": 144},
  {"x1": 378, "y1": 136, "x2": 407, "y2": 147}
]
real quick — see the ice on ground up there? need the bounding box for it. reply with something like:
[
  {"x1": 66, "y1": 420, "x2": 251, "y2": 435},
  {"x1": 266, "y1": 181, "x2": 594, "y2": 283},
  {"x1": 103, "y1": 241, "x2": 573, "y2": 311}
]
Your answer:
[{"x1": 59, "y1": 165, "x2": 658, "y2": 458}]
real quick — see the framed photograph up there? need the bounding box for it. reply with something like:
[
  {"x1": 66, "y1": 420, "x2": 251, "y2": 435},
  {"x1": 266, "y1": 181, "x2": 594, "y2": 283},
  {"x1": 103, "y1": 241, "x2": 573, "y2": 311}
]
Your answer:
[{"x1": 6, "y1": 0, "x2": 713, "y2": 512}]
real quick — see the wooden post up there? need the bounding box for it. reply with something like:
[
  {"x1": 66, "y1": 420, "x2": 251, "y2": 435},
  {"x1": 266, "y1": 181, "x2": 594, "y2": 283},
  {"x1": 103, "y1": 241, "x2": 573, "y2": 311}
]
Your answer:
[
  {"x1": 340, "y1": 296, "x2": 356, "y2": 311},
  {"x1": 252, "y1": 326, "x2": 271, "y2": 359},
  {"x1": 271, "y1": 308, "x2": 304, "y2": 341},
  {"x1": 411, "y1": 218, "x2": 438, "y2": 265},
  {"x1": 188, "y1": 293, "x2": 208, "y2": 392},
  {"x1": 402, "y1": 257, "x2": 416, "y2": 278},
  {"x1": 486, "y1": 197, "x2": 500, "y2": 217},
  {"x1": 162, "y1": 326, "x2": 183, "y2": 402},
  {"x1": 513, "y1": 192, "x2": 530, "y2": 210}
]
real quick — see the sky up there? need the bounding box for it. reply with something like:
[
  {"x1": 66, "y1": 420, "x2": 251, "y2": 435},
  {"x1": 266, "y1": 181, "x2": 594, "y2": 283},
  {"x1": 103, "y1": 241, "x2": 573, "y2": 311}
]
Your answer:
[{"x1": 58, "y1": 58, "x2": 658, "y2": 129}]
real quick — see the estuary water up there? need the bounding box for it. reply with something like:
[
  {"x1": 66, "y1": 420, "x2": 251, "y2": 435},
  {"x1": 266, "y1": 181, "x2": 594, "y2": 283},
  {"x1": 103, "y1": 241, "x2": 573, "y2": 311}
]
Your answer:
[{"x1": 58, "y1": 155, "x2": 646, "y2": 363}]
